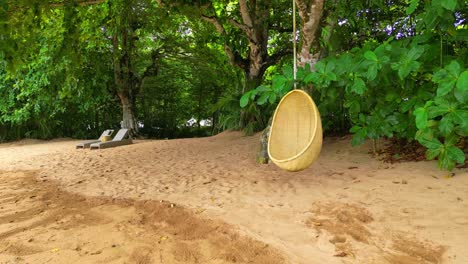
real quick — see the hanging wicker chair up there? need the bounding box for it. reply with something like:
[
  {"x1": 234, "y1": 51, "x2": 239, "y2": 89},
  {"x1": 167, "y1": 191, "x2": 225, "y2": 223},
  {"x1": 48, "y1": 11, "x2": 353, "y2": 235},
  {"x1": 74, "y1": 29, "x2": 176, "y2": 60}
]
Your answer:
[{"x1": 268, "y1": 89, "x2": 323, "y2": 172}]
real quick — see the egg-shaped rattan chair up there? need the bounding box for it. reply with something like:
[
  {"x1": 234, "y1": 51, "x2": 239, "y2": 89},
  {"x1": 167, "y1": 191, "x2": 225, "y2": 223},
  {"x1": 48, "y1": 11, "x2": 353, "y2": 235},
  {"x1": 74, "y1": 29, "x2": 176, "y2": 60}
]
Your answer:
[{"x1": 268, "y1": 89, "x2": 323, "y2": 172}]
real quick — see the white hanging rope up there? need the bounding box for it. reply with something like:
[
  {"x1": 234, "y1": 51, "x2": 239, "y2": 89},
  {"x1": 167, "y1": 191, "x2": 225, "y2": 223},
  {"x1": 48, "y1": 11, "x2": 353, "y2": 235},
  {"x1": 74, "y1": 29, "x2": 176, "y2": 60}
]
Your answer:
[{"x1": 293, "y1": 0, "x2": 297, "y2": 89}]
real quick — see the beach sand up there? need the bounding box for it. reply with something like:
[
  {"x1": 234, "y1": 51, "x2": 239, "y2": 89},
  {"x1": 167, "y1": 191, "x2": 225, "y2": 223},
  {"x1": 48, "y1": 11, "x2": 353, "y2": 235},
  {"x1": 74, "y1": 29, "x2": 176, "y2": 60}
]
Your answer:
[{"x1": 0, "y1": 131, "x2": 467, "y2": 263}]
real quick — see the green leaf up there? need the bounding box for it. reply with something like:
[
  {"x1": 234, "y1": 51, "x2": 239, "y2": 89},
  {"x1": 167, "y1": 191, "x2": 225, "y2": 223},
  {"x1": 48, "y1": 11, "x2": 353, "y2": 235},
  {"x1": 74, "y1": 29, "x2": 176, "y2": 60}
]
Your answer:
[
  {"x1": 406, "y1": 0, "x2": 419, "y2": 14},
  {"x1": 249, "y1": 89, "x2": 259, "y2": 100},
  {"x1": 351, "y1": 78, "x2": 366, "y2": 95},
  {"x1": 282, "y1": 65, "x2": 293, "y2": 78},
  {"x1": 240, "y1": 93, "x2": 250, "y2": 108},
  {"x1": 257, "y1": 92, "x2": 269, "y2": 105},
  {"x1": 315, "y1": 61, "x2": 326, "y2": 73},
  {"x1": 428, "y1": 104, "x2": 450, "y2": 118},
  {"x1": 364, "y1": 51, "x2": 378, "y2": 62},
  {"x1": 272, "y1": 76, "x2": 287, "y2": 93},
  {"x1": 455, "y1": 123, "x2": 468, "y2": 137},
  {"x1": 426, "y1": 148, "x2": 440, "y2": 160},
  {"x1": 432, "y1": 69, "x2": 448, "y2": 83},
  {"x1": 367, "y1": 64, "x2": 378, "y2": 80},
  {"x1": 446, "y1": 146, "x2": 465, "y2": 164},
  {"x1": 407, "y1": 46, "x2": 425, "y2": 61},
  {"x1": 350, "y1": 125, "x2": 361, "y2": 133},
  {"x1": 452, "y1": 110, "x2": 468, "y2": 128},
  {"x1": 327, "y1": 72, "x2": 337, "y2": 82},
  {"x1": 351, "y1": 127, "x2": 367, "y2": 146},
  {"x1": 400, "y1": 99, "x2": 415, "y2": 113},
  {"x1": 304, "y1": 72, "x2": 319, "y2": 84},
  {"x1": 454, "y1": 87, "x2": 468, "y2": 103},
  {"x1": 437, "y1": 79, "x2": 456, "y2": 96},
  {"x1": 455, "y1": 71, "x2": 468, "y2": 102},
  {"x1": 256, "y1": 84, "x2": 269, "y2": 92},
  {"x1": 446, "y1": 60, "x2": 461, "y2": 76},
  {"x1": 438, "y1": 150, "x2": 455, "y2": 170},
  {"x1": 438, "y1": 116, "x2": 454, "y2": 136},
  {"x1": 414, "y1": 107, "x2": 428, "y2": 129},
  {"x1": 445, "y1": 134, "x2": 459, "y2": 146},
  {"x1": 326, "y1": 60, "x2": 336, "y2": 72},
  {"x1": 418, "y1": 136, "x2": 443, "y2": 149},
  {"x1": 398, "y1": 61, "x2": 420, "y2": 79},
  {"x1": 441, "y1": 0, "x2": 457, "y2": 10},
  {"x1": 345, "y1": 100, "x2": 360, "y2": 113},
  {"x1": 385, "y1": 91, "x2": 398, "y2": 102},
  {"x1": 268, "y1": 93, "x2": 277, "y2": 104}
]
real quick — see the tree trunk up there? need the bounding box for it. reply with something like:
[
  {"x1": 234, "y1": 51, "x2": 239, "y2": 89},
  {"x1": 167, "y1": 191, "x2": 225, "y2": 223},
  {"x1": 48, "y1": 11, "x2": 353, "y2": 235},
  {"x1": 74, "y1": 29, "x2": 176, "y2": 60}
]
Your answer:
[
  {"x1": 240, "y1": 74, "x2": 263, "y2": 128},
  {"x1": 296, "y1": 0, "x2": 325, "y2": 69},
  {"x1": 117, "y1": 91, "x2": 138, "y2": 137},
  {"x1": 256, "y1": 116, "x2": 272, "y2": 164}
]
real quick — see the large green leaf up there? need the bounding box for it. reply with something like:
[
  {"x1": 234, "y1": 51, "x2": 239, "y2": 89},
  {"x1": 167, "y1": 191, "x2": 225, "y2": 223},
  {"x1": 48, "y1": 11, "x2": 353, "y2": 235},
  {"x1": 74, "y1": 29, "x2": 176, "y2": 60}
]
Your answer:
[
  {"x1": 272, "y1": 76, "x2": 287, "y2": 93},
  {"x1": 428, "y1": 104, "x2": 450, "y2": 118},
  {"x1": 446, "y1": 146, "x2": 465, "y2": 164},
  {"x1": 455, "y1": 71, "x2": 468, "y2": 102},
  {"x1": 398, "y1": 60, "x2": 420, "y2": 80},
  {"x1": 407, "y1": 46, "x2": 425, "y2": 61},
  {"x1": 282, "y1": 65, "x2": 293, "y2": 79},
  {"x1": 438, "y1": 150, "x2": 455, "y2": 170},
  {"x1": 351, "y1": 126, "x2": 367, "y2": 146},
  {"x1": 364, "y1": 51, "x2": 378, "y2": 62},
  {"x1": 406, "y1": 0, "x2": 419, "y2": 14},
  {"x1": 367, "y1": 64, "x2": 378, "y2": 80},
  {"x1": 414, "y1": 107, "x2": 428, "y2": 129},
  {"x1": 304, "y1": 72, "x2": 319, "y2": 84},
  {"x1": 426, "y1": 148, "x2": 440, "y2": 160},
  {"x1": 400, "y1": 99, "x2": 415, "y2": 113},
  {"x1": 418, "y1": 136, "x2": 443, "y2": 149},
  {"x1": 268, "y1": 93, "x2": 277, "y2": 104},
  {"x1": 257, "y1": 92, "x2": 269, "y2": 105},
  {"x1": 240, "y1": 92, "x2": 251, "y2": 108},
  {"x1": 446, "y1": 60, "x2": 461, "y2": 76},
  {"x1": 438, "y1": 116, "x2": 454, "y2": 136},
  {"x1": 351, "y1": 78, "x2": 366, "y2": 95},
  {"x1": 452, "y1": 110, "x2": 468, "y2": 128},
  {"x1": 441, "y1": 0, "x2": 457, "y2": 11},
  {"x1": 432, "y1": 65, "x2": 459, "y2": 96}
]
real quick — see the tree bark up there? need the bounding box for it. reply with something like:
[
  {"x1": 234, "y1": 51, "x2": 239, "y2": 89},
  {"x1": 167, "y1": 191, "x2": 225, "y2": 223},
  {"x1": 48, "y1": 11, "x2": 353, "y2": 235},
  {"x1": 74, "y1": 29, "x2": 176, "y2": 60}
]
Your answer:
[
  {"x1": 256, "y1": 116, "x2": 272, "y2": 164},
  {"x1": 117, "y1": 91, "x2": 138, "y2": 135},
  {"x1": 201, "y1": 1, "x2": 289, "y2": 94},
  {"x1": 295, "y1": 0, "x2": 325, "y2": 69},
  {"x1": 111, "y1": 9, "x2": 141, "y2": 137}
]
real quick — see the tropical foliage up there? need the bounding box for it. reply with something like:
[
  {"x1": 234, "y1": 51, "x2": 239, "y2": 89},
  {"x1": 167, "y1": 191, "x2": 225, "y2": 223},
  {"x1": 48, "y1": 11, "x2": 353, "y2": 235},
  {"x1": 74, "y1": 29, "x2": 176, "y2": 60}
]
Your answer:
[{"x1": 241, "y1": 0, "x2": 467, "y2": 170}]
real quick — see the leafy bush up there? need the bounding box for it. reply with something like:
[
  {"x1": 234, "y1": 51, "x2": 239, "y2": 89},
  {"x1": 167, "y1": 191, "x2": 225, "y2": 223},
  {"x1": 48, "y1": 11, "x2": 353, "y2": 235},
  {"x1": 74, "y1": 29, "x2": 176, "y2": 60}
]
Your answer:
[{"x1": 241, "y1": 0, "x2": 467, "y2": 170}]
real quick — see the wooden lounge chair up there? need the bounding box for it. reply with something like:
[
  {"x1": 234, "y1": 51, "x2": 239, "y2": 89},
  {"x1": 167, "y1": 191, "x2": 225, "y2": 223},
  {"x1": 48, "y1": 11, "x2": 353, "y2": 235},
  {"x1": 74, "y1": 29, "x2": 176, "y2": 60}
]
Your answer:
[
  {"x1": 76, "y1": 129, "x2": 114, "y2": 149},
  {"x1": 90, "y1": 128, "x2": 132, "y2": 149}
]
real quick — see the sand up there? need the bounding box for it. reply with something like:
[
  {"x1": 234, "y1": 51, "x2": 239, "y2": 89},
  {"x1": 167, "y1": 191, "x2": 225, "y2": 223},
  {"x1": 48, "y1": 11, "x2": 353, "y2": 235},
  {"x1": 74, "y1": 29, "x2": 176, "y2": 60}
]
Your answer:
[{"x1": 0, "y1": 131, "x2": 467, "y2": 263}]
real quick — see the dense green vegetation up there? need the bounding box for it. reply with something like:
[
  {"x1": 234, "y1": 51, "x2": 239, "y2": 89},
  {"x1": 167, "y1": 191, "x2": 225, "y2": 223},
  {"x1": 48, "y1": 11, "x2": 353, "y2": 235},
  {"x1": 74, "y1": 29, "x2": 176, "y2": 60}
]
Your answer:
[
  {"x1": 241, "y1": 0, "x2": 467, "y2": 170},
  {"x1": 0, "y1": 0, "x2": 466, "y2": 170}
]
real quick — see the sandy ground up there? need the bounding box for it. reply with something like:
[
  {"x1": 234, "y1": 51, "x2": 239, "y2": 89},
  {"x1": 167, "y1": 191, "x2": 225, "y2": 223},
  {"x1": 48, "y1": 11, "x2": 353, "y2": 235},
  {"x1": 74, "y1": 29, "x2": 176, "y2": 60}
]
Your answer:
[{"x1": 0, "y1": 131, "x2": 467, "y2": 264}]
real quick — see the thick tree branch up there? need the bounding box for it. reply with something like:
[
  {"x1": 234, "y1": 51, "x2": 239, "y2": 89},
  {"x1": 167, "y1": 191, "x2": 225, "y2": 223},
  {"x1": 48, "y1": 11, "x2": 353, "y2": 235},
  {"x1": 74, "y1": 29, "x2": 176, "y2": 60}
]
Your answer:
[
  {"x1": 201, "y1": 15, "x2": 226, "y2": 35},
  {"x1": 228, "y1": 19, "x2": 249, "y2": 33},
  {"x1": 48, "y1": 0, "x2": 106, "y2": 7},
  {"x1": 295, "y1": 0, "x2": 325, "y2": 67},
  {"x1": 201, "y1": 15, "x2": 248, "y2": 71},
  {"x1": 239, "y1": 0, "x2": 253, "y2": 28}
]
